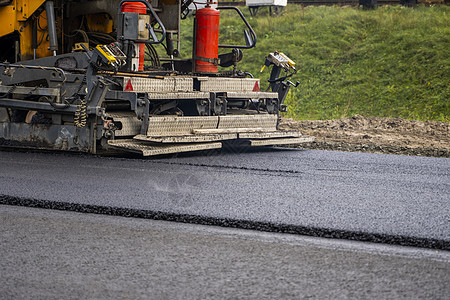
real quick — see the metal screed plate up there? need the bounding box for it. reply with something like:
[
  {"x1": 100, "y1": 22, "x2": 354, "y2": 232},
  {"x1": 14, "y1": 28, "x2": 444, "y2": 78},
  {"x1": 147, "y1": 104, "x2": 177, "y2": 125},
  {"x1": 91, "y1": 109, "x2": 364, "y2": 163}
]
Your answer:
[
  {"x1": 146, "y1": 115, "x2": 278, "y2": 137},
  {"x1": 244, "y1": 136, "x2": 315, "y2": 147},
  {"x1": 107, "y1": 114, "x2": 313, "y2": 156},
  {"x1": 134, "y1": 133, "x2": 238, "y2": 143},
  {"x1": 107, "y1": 112, "x2": 141, "y2": 137},
  {"x1": 121, "y1": 77, "x2": 193, "y2": 92},
  {"x1": 217, "y1": 115, "x2": 277, "y2": 130},
  {"x1": 197, "y1": 77, "x2": 260, "y2": 92},
  {"x1": 108, "y1": 135, "x2": 314, "y2": 156},
  {"x1": 147, "y1": 116, "x2": 220, "y2": 136},
  {"x1": 107, "y1": 139, "x2": 222, "y2": 156}
]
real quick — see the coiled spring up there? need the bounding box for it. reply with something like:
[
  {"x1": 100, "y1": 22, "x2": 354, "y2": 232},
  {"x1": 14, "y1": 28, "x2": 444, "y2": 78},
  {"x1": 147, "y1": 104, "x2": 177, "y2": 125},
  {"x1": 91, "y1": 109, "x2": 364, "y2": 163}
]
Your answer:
[{"x1": 74, "y1": 99, "x2": 87, "y2": 128}]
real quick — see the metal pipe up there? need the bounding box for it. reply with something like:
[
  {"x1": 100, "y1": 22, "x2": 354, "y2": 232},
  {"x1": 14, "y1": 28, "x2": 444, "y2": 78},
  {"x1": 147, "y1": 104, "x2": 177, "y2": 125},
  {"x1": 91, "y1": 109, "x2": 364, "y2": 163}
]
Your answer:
[
  {"x1": 45, "y1": 1, "x2": 58, "y2": 55},
  {"x1": 0, "y1": 63, "x2": 66, "y2": 82},
  {"x1": 216, "y1": 6, "x2": 257, "y2": 49},
  {"x1": 32, "y1": 18, "x2": 37, "y2": 59}
]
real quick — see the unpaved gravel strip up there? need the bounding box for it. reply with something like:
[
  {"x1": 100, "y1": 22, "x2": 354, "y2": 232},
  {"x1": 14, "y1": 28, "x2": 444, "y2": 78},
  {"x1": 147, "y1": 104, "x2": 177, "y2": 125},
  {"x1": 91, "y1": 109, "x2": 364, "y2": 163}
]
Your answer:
[{"x1": 280, "y1": 115, "x2": 450, "y2": 157}]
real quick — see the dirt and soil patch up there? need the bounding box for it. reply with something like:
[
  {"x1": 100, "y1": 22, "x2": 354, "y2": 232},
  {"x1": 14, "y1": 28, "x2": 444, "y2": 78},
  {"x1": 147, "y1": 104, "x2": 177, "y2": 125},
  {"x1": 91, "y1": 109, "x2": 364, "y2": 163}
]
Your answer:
[{"x1": 280, "y1": 115, "x2": 450, "y2": 157}]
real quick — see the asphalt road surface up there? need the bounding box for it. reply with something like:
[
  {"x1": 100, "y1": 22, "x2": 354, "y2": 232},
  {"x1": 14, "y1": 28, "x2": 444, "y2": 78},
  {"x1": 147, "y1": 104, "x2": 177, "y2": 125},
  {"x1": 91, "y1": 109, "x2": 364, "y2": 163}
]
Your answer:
[
  {"x1": 1, "y1": 205, "x2": 449, "y2": 299},
  {"x1": 0, "y1": 148, "x2": 449, "y2": 249}
]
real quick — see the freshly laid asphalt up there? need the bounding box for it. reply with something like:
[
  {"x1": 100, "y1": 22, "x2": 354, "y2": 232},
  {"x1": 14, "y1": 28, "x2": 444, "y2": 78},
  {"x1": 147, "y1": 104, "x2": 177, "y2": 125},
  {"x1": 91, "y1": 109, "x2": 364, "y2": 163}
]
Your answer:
[
  {"x1": 1, "y1": 205, "x2": 449, "y2": 299},
  {"x1": 0, "y1": 148, "x2": 449, "y2": 249}
]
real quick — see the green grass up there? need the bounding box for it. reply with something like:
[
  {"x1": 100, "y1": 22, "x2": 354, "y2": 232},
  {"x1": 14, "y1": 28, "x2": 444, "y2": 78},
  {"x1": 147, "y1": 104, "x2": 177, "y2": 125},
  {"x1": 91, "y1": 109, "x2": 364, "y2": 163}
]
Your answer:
[{"x1": 174, "y1": 5, "x2": 449, "y2": 121}]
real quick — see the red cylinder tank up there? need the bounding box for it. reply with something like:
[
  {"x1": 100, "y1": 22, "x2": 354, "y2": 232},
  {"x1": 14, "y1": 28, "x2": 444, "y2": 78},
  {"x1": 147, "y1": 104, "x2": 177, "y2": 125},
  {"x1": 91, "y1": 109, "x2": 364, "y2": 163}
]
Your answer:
[
  {"x1": 195, "y1": 4, "x2": 220, "y2": 73},
  {"x1": 121, "y1": 2, "x2": 147, "y2": 71}
]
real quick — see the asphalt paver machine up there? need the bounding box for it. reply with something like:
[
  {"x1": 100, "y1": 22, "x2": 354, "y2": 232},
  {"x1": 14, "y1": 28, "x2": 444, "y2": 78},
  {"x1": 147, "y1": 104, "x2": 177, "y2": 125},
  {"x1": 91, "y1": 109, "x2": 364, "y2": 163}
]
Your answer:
[{"x1": 0, "y1": 0, "x2": 312, "y2": 156}]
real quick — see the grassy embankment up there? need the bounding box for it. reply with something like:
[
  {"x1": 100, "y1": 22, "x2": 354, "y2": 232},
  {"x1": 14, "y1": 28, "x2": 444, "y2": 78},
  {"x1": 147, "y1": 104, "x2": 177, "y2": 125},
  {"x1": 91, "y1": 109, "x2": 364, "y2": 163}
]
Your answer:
[{"x1": 179, "y1": 5, "x2": 449, "y2": 121}]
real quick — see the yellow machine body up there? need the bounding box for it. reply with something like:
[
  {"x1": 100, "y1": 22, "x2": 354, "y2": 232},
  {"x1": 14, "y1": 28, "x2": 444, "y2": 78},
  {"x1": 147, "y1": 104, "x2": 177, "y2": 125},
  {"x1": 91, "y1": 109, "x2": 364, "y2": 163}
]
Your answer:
[{"x1": 0, "y1": 0, "x2": 52, "y2": 60}]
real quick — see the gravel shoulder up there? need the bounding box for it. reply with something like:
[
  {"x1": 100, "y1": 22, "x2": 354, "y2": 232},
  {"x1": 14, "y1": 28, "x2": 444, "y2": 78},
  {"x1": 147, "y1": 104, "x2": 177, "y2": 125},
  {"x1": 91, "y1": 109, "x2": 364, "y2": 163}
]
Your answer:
[{"x1": 280, "y1": 115, "x2": 450, "y2": 157}]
